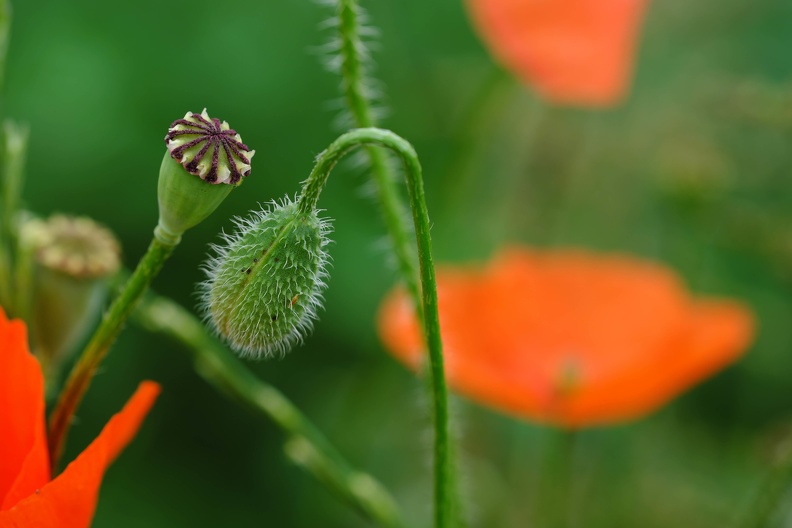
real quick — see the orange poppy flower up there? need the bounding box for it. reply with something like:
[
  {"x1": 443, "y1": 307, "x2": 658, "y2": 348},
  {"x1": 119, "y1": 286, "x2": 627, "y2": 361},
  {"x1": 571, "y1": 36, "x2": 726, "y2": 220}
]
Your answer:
[
  {"x1": 378, "y1": 247, "x2": 754, "y2": 427},
  {"x1": 466, "y1": 0, "x2": 649, "y2": 106},
  {"x1": 0, "y1": 307, "x2": 159, "y2": 527}
]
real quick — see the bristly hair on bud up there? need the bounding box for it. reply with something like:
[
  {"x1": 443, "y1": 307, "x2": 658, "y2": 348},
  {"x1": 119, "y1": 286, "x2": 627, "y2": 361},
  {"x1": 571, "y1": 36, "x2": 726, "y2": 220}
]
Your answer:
[
  {"x1": 199, "y1": 197, "x2": 332, "y2": 358},
  {"x1": 165, "y1": 108, "x2": 255, "y2": 185}
]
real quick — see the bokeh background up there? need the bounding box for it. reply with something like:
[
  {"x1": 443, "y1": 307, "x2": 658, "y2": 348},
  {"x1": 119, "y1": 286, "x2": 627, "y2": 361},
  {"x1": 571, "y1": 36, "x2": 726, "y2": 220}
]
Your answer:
[{"x1": 7, "y1": 0, "x2": 792, "y2": 526}]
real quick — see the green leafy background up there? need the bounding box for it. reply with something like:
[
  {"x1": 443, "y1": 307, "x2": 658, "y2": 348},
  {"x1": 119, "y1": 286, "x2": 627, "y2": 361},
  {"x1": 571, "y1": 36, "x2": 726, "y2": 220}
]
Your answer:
[{"x1": 7, "y1": 0, "x2": 792, "y2": 526}]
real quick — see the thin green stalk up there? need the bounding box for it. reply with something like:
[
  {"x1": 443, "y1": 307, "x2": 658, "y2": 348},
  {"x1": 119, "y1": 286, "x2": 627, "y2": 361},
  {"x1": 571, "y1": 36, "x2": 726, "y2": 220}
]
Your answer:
[
  {"x1": 0, "y1": 1, "x2": 14, "y2": 310},
  {"x1": 538, "y1": 429, "x2": 578, "y2": 528},
  {"x1": 437, "y1": 67, "x2": 514, "y2": 226},
  {"x1": 4, "y1": 121, "x2": 29, "y2": 317},
  {"x1": 0, "y1": 0, "x2": 10, "y2": 95},
  {"x1": 47, "y1": 235, "x2": 177, "y2": 470},
  {"x1": 336, "y1": 0, "x2": 421, "y2": 318},
  {"x1": 0, "y1": 121, "x2": 27, "y2": 314},
  {"x1": 0, "y1": 236, "x2": 9, "y2": 310},
  {"x1": 740, "y1": 436, "x2": 792, "y2": 528},
  {"x1": 133, "y1": 293, "x2": 404, "y2": 528},
  {"x1": 298, "y1": 128, "x2": 454, "y2": 528}
]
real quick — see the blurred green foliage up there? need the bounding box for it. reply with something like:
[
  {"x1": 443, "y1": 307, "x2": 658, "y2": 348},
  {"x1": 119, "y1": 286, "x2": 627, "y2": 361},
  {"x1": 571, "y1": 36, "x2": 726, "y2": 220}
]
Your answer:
[{"x1": 6, "y1": 0, "x2": 792, "y2": 526}]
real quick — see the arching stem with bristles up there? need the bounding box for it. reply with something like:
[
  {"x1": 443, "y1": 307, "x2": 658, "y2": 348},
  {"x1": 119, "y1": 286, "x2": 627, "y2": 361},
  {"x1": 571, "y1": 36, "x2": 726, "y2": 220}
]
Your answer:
[{"x1": 298, "y1": 127, "x2": 454, "y2": 528}]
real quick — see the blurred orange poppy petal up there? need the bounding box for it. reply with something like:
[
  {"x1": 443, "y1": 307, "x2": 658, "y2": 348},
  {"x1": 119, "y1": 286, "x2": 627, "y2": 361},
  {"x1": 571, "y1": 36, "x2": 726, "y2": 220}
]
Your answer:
[
  {"x1": 466, "y1": 0, "x2": 649, "y2": 106},
  {"x1": 0, "y1": 309, "x2": 50, "y2": 509},
  {"x1": 550, "y1": 300, "x2": 754, "y2": 425},
  {"x1": 0, "y1": 382, "x2": 160, "y2": 528},
  {"x1": 378, "y1": 247, "x2": 755, "y2": 427}
]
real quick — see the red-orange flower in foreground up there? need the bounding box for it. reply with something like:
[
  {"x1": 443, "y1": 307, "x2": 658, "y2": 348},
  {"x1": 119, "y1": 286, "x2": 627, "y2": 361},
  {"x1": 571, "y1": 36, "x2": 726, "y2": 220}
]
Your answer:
[
  {"x1": 0, "y1": 307, "x2": 159, "y2": 527},
  {"x1": 379, "y1": 248, "x2": 754, "y2": 427},
  {"x1": 466, "y1": 0, "x2": 649, "y2": 106}
]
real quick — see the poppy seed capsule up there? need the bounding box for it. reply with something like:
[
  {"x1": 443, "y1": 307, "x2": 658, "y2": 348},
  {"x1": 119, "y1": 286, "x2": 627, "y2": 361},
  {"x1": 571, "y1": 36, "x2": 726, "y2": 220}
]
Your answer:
[
  {"x1": 21, "y1": 215, "x2": 122, "y2": 377},
  {"x1": 157, "y1": 109, "x2": 255, "y2": 243},
  {"x1": 201, "y1": 198, "x2": 331, "y2": 358}
]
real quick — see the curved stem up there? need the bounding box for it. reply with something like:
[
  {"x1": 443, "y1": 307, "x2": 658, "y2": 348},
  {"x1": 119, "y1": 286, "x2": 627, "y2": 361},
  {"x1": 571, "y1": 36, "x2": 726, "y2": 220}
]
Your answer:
[
  {"x1": 298, "y1": 127, "x2": 453, "y2": 528},
  {"x1": 133, "y1": 292, "x2": 404, "y2": 528},
  {"x1": 336, "y1": 0, "x2": 421, "y2": 319},
  {"x1": 47, "y1": 235, "x2": 177, "y2": 471}
]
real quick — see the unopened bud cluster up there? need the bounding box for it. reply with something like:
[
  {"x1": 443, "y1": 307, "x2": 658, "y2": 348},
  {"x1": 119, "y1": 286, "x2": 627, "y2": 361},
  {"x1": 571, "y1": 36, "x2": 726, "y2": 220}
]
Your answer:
[{"x1": 200, "y1": 198, "x2": 331, "y2": 357}]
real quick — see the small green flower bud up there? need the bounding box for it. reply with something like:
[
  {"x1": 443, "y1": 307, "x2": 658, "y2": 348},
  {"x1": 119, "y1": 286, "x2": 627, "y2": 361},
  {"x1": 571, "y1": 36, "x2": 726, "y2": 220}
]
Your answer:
[
  {"x1": 157, "y1": 109, "x2": 255, "y2": 243},
  {"x1": 21, "y1": 215, "x2": 121, "y2": 379},
  {"x1": 200, "y1": 198, "x2": 331, "y2": 357}
]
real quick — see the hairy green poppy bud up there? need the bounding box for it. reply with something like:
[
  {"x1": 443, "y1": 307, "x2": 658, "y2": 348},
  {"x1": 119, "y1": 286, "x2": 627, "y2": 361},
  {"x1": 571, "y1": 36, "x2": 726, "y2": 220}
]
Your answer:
[
  {"x1": 200, "y1": 198, "x2": 331, "y2": 357},
  {"x1": 157, "y1": 109, "x2": 255, "y2": 244},
  {"x1": 21, "y1": 215, "x2": 121, "y2": 380}
]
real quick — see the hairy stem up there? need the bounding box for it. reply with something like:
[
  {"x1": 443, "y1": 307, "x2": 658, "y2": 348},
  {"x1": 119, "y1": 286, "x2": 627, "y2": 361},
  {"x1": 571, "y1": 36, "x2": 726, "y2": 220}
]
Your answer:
[
  {"x1": 47, "y1": 235, "x2": 177, "y2": 470},
  {"x1": 133, "y1": 292, "x2": 404, "y2": 528},
  {"x1": 336, "y1": 0, "x2": 421, "y2": 319},
  {"x1": 298, "y1": 128, "x2": 454, "y2": 528}
]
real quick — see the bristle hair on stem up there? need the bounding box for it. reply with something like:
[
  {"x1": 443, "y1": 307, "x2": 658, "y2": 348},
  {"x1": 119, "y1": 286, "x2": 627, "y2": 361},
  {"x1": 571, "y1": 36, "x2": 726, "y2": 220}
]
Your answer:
[
  {"x1": 315, "y1": 0, "x2": 389, "y2": 131},
  {"x1": 199, "y1": 196, "x2": 332, "y2": 358}
]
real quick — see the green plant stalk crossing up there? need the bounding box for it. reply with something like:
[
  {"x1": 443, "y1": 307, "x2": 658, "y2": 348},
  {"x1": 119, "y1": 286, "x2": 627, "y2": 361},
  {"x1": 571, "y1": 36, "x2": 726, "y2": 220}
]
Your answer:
[
  {"x1": 298, "y1": 128, "x2": 454, "y2": 528},
  {"x1": 133, "y1": 292, "x2": 404, "y2": 528},
  {"x1": 47, "y1": 235, "x2": 177, "y2": 470},
  {"x1": 336, "y1": 0, "x2": 422, "y2": 319}
]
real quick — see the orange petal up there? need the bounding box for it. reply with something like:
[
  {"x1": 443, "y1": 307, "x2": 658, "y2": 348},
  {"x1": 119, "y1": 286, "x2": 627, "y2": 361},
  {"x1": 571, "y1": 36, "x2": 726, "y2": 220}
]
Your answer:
[
  {"x1": 0, "y1": 382, "x2": 160, "y2": 528},
  {"x1": 0, "y1": 308, "x2": 49, "y2": 509},
  {"x1": 378, "y1": 269, "x2": 484, "y2": 372},
  {"x1": 378, "y1": 248, "x2": 755, "y2": 427},
  {"x1": 467, "y1": 0, "x2": 648, "y2": 106},
  {"x1": 560, "y1": 299, "x2": 754, "y2": 426}
]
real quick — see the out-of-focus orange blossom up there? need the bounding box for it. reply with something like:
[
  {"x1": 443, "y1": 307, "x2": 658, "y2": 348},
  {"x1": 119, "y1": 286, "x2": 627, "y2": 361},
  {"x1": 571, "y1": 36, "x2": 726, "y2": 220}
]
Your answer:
[
  {"x1": 379, "y1": 247, "x2": 754, "y2": 427},
  {"x1": 466, "y1": 0, "x2": 649, "y2": 106}
]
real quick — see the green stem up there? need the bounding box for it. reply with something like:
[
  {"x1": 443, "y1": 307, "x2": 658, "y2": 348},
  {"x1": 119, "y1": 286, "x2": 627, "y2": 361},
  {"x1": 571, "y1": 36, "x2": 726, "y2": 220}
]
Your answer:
[
  {"x1": 133, "y1": 293, "x2": 404, "y2": 528},
  {"x1": 0, "y1": 120, "x2": 27, "y2": 314},
  {"x1": 538, "y1": 429, "x2": 577, "y2": 528},
  {"x1": 0, "y1": 2, "x2": 14, "y2": 311},
  {"x1": 0, "y1": 0, "x2": 10, "y2": 95},
  {"x1": 336, "y1": 0, "x2": 421, "y2": 319},
  {"x1": 741, "y1": 437, "x2": 792, "y2": 528},
  {"x1": 47, "y1": 234, "x2": 177, "y2": 471},
  {"x1": 6, "y1": 121, "x2": 29, "y2": 317},
  {"x1": 437, "y1": 67, "x2": 514, "y2": 227},
  {"x1": 298, "y1": 128, "x2": 453, "y2": 528}
]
